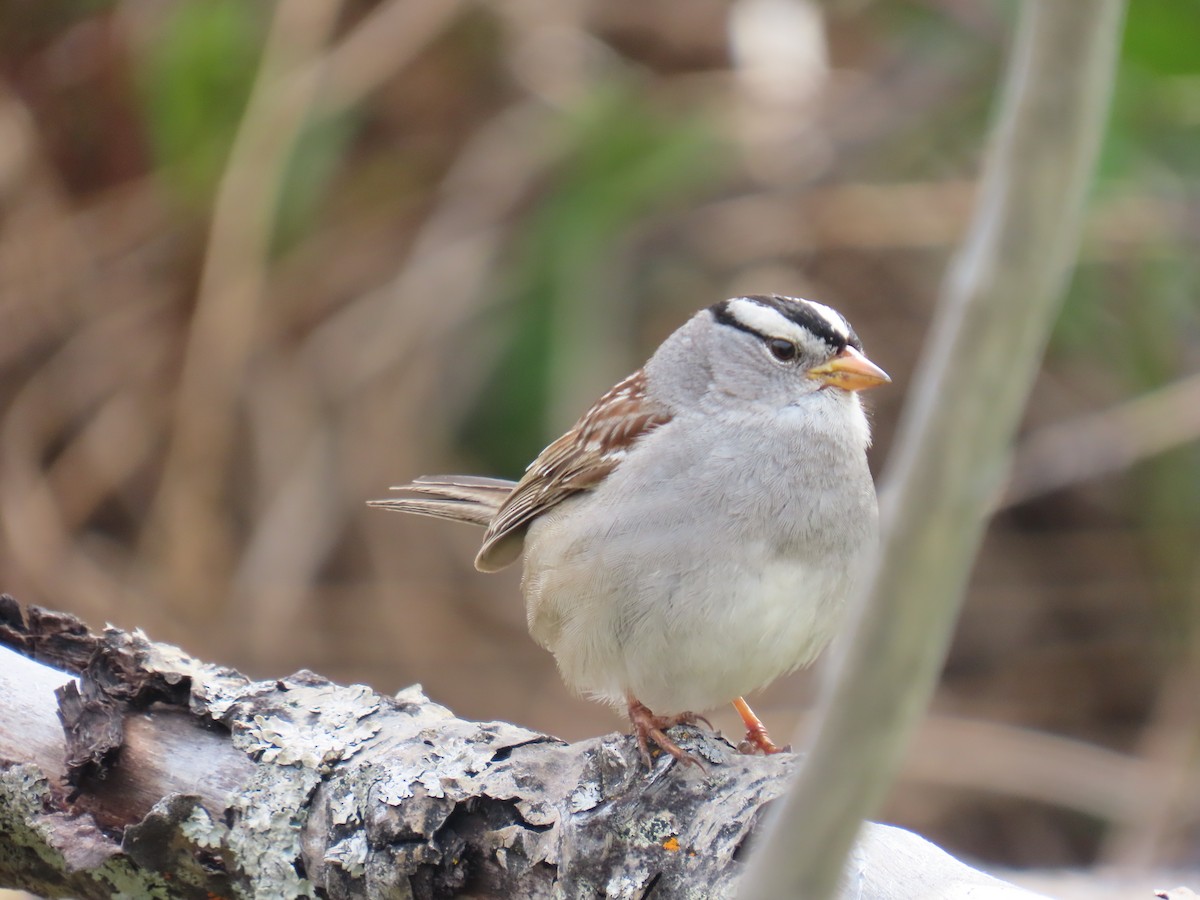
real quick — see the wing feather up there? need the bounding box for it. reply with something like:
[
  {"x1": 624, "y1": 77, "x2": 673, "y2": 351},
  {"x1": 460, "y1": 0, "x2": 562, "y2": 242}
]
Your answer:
[{"x1": 475, "y1": 369, "x2": 671, "y2": 572}]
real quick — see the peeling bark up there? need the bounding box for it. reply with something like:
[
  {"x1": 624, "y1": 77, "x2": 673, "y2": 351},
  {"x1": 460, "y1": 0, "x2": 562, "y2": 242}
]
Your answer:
[{"x1": 0, "y1": 597, "x2": 1042, "y2": 899}]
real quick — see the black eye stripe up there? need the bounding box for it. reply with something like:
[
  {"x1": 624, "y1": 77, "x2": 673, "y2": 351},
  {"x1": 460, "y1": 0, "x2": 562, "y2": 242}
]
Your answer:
[{"x1": 711, "y1": 294, "x2": 862, "y2": 352}]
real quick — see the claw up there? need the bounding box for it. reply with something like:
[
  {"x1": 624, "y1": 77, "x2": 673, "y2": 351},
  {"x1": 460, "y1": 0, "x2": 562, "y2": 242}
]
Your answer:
[{"x1": 626, "y1": 696, "x2": 707, "y2": 770}]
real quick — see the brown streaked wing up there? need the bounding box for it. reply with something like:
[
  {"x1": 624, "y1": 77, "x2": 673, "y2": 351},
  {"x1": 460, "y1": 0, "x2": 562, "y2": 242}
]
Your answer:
[{"x1": 474, "y1": 370, "x2": 672, "y2": 572}]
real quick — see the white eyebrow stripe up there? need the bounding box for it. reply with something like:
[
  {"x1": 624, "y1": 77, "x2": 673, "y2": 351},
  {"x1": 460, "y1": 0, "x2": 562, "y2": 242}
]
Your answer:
[
  {"x1": 725, "y1": 298, "x2": 811, "y2": 344},
  {"x1": 804, "y1": 300, "x2": 850, "y2": 339}
]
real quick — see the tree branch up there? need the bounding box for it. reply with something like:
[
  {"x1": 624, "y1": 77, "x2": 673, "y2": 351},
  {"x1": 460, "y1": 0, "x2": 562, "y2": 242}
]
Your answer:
[{"x1": 0, "y1": 597, "x2": 1043, "y2": 898}]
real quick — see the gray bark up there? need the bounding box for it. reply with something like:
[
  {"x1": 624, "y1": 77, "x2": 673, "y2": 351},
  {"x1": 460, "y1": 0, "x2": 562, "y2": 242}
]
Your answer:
[{"x1": 0, "y1": 597, "x2": 1042, "y2": 899}]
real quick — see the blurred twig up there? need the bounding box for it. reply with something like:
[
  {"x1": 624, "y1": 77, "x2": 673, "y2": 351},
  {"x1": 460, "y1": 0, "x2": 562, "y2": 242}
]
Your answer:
[
  {"x1": 145, "y1": 0, "x2": 345, "y2": 607},
  {"x1": 0, "y1": 304, "x2": 166, "y2": 622},
  {"x1": 903, "y1": 715, "x2": 1163, "y2": 823},
  {"x1": 1002, "y1": 371, "x2": 1200, "y2": 508},
  {"x1": 309, "y1": 0, "x2": 468, "y2": 111},
  {"x1": 235, "y1": 0, "x2": 474, "y2": 654},
  {"x1": 1101, "y1": 639, "x2": 1200, "y2": 866},
  {"x1": 740, "y1": 3, "x2": 1125, "y2": 896},
  {"x1": 303, "y1": 100, "x2": 559, "y2": 402},
  {"x1": 144, "y1": 0, "x2": 466, "y2": 605},
  {"x1": 688, "y1": 182, "x2": 1182, "y2": 259},
  {"x1": 1002, "y1": 365, "x2": 1200, "y2": 861},
  {"x1": 148, "y1": 0, "x2": 472, "y2": 640},
  {"x1": 759, "y1": 705, "x2": 1179, "y2": 824},
  {"x1": 0, "y1": 83, "x2": 168, "y2": 622}
]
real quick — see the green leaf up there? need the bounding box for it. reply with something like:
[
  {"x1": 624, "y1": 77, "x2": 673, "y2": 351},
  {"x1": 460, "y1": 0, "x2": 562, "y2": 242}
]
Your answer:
[
  {"x1": 1122, "y1": 0, "x2": 1200, "y2": 76},
  {"x1": 135, "y1": 0, "x2": 265, "y2": 208}
]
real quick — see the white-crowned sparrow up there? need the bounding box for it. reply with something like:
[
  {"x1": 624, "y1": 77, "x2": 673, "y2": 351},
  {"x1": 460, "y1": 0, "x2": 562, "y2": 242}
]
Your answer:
[{"x1": 372, "y1": 294, "x2": 889, "y2": 766}]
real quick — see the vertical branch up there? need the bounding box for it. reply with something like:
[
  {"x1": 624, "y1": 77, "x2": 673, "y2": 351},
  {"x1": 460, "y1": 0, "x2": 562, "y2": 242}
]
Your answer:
[
  {"x1": 739, "y1": 2, "x2": 1126, "y2": 897},
  {"x1": 145, "y1": 0, "x2": 344, "y2": 608}
]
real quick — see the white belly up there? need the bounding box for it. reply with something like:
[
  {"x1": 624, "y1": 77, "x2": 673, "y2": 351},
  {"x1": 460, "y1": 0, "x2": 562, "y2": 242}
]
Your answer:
[{"x1": 523, "y1": 514, "x2": 859, "y2": 715}]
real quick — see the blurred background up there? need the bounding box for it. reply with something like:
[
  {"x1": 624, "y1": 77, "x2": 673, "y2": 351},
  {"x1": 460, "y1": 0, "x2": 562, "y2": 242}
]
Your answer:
[{"x1": 0, "y1": 0, "x2": 1197, "y2": 886}]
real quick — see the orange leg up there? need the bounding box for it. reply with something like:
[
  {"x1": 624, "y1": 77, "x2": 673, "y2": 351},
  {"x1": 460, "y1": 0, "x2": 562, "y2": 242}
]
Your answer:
[
  {"x1": 626, "y1": 695, "x2": 711, "y2": 769},
  {"x1": 732, "y1": 696, "x2": 782, "y2": 755}
]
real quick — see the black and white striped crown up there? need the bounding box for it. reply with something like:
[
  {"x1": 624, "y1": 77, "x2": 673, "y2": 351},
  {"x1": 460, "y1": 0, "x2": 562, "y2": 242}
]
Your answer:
[{"x1": 712, "y1": 294, "x2": 862, "y2": 353}]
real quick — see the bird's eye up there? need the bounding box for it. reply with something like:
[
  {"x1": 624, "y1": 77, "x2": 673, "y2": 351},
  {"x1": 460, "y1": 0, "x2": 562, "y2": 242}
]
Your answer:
[{"x1": 767, "y1": 339, "x2": 798, "y2": 362}]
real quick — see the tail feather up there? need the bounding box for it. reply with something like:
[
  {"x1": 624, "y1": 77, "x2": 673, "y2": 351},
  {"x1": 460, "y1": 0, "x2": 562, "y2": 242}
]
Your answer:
[{"x1": 368, "y1": 474, "x2": 516, "y2": 528}]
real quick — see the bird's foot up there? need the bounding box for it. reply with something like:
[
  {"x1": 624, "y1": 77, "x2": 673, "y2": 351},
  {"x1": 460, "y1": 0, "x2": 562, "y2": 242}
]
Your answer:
[
  {"x1": 626, "y1": 696, "x2": 711, "y2": 770},
  {"x1": 732, "y1": 696, "x2": 787, "y2": 755},
  {"x1": 737, "y1": 725, "x2": 786, "y2": 755}
]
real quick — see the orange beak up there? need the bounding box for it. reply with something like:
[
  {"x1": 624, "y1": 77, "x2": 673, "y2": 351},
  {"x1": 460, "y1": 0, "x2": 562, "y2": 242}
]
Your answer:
[{"x1": 806, "y1": 346, "x2": 891, "y2": 392}]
